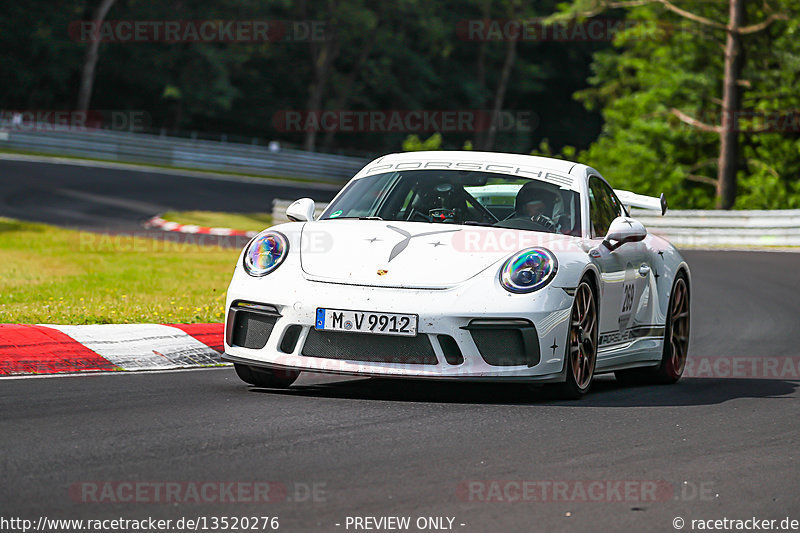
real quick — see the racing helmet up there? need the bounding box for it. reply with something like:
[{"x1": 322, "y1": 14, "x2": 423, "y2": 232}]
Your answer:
[{"x1": 514, "y1": 181, "x2": 563, "y2": 219}]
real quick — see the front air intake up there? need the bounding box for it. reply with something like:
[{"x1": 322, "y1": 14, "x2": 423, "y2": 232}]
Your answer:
[
  {"x1": 437, "y1": 335, "x2": 464, "y2": 365},
  {"x1": 464, "y1": 319, "x2": 540, "y2": 367},
  {"x1": 227, "y1": 302, "x2": 281, "y2": 350},
  {"x1": 302, "y1": 329, "x2": 438, "y2": 365}
]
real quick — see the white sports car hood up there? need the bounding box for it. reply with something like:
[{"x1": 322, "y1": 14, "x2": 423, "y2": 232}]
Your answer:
[{"x1": 298, "y1": 220, "x2": 575, "y2": 289}]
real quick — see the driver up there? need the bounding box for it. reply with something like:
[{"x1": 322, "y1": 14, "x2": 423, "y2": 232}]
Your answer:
[
  {"x1": 514, "y1": 182, "x2": 558, "y2": 230},
  {"x1": 410, "y1": 180, "x2": 469, "y2": 223},
  {"x1": 520, "y1": 199, "x2": 549, "y2": 219}
]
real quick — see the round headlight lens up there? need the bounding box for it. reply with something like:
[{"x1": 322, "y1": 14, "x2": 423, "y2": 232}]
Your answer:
[
  {"x1": 243, "y1": 231, "x2": 288, "y2": 276},
  {"x1": 500, "y1": 248, "x2": 557, "y2": 293}
]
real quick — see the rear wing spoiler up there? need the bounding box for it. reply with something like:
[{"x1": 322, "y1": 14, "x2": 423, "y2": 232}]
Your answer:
[{"x1": 614, "y1": 190, "x2": 668, "y2": 216}]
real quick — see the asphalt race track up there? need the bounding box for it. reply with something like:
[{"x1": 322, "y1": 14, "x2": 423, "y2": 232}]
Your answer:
[
  {"x1": 0, "y1": 158, "x2": 336, "y2": 237},
  {"x1": 2, "y1": 161, "x2": 800, "y2": 531}
]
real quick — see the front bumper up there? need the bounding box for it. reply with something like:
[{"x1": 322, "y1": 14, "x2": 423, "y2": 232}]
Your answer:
[{"x1": 223, "y1": 270, "x2": 574, "y2": 382}]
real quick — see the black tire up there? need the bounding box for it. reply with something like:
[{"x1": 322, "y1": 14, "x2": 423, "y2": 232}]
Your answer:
[
  {"x1": 234, "y1": 363, "x2": 256, "y2": 384},
  {"x1": 615, "y1": 273, "x2": 690, "y2": 385},
  {"x1": 553, "y1": 279, "x2": 599, "y2": 400},
  {"x1": 234, "y1": 363, "x2": 300, "y2": 388}
]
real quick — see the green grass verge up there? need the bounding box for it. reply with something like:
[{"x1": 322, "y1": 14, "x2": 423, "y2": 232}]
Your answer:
[
  {"x1": 160, "y1": 211, "x2": 273, "y2": 233},
  {"x1": 0, "y1": 217, "x2": 238, "y2": 324}
]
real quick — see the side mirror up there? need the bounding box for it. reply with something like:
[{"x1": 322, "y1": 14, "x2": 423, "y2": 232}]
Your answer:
[
  {"x1": 603, "y1": 216, "x2": 647, "y2": 251},
  {"x1": 286, "y1": 198, "x2": 316, "y2": 222}
]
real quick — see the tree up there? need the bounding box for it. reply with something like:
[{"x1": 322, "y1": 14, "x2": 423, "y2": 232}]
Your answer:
[
  {"x1": 295, "y1": 0, "x2": 380, "y2": 151},
  {"x1": 76, "y1": 0, "x2": 117, "y2": 113},
  {"x1": 553, "y1": 0, "x2": 795, "y2": 208},
  {"x1": 480, "y1": 0, "x2": 521, "y2": 150},
  {"x1": 0, "y1": 0, "x2": 608, "y2": 159}
]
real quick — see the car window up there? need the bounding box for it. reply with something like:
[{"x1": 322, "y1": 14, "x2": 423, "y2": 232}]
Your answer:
[
  {"x1": 588, "y1": 176, "x2": 624, "y2": 238},
  {"x1": 320, "y1": 170, "x2": 582, "y2": 234}
]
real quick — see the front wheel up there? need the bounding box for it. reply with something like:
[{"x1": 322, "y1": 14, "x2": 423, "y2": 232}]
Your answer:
[
  {"x1": 234, "y1": 363, "x2": 300, "y2": 388},
  {"x1": 554, "y1": 280, "x2": 598, "y2": 399}
]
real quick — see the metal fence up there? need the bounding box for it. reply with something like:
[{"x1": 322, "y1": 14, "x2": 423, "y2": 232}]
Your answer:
[
  {"x1": 0, "y1": 127, "x2": 368, "y2": 183},
  {"x1": 630, "y1": 209, "x2": 800, "y2": 247},
  {"x1": 272, "y1": 200, "x2": 800, "y2": 247},
  {"x1": 3, "y1": 127, "x2": 796, "y2": 248}
]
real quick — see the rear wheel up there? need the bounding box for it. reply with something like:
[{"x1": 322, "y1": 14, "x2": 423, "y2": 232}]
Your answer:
[
  {"x1": 616, "y1": 273, "x2": 690, "y2": 385},
  {"x1": 234, "y1": 363, "x2": 300, "y2": 388},
  {"x1": 554, "y1": 280, "x2": 598, "y2": 399}
]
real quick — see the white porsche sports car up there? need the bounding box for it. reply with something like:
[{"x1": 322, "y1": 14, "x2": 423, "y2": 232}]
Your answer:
[{"x1": 223, "y1": 151, "x2": 690, "y2": 398}]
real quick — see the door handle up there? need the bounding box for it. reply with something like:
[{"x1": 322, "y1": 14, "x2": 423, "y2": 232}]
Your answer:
[{"x1": 638, "y1": 264, "x2": 651, "y2": 277}]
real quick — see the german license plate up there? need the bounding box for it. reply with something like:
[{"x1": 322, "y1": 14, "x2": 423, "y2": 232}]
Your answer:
[{"x1": 315, "y1": 308, "x2": 418, "y2": 337}]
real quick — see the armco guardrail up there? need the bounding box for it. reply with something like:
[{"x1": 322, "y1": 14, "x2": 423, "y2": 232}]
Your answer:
[
  {"x1": 0, "y1": 128, "x2": 367, "y2": 183},
  {"x1": 271, "y1": 199, "x2": 800, "y2": 247},
  {"x1": 631, "y1": 209, "x2": 800, "y2": 247}
]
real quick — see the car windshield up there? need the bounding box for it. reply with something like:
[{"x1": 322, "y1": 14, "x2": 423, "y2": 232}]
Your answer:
[{"x1": 320, "y1": 170, "x2": 581, "y2": 235}]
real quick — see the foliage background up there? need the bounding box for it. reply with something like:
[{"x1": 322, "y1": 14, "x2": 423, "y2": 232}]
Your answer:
[{"x1": 0, "y1": 0, "x2": 797, "y2": 208}]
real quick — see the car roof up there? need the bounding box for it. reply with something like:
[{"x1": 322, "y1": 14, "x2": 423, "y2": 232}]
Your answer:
[{"x1": 360, "y1": 151, "x2": 579, "y2": 175}]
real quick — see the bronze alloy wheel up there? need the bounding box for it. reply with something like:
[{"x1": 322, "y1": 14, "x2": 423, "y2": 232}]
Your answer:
[
  {"x1": 664, "y1": 276, "x2": 690, "y2": 380},
  {"x1": 557, "y1": 280, "x2": 598, "y2": 398},
  {"x1": 615, "y1": 273, "x2": 690, "y2": 385}
]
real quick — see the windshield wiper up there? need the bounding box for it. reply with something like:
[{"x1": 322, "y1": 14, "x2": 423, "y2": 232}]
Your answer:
[
  {"x1": 326, "y1": 216, "x2": 384, "y2": 221},
  {"x1": 463, "y1": 221, "x2": 496, "y2": 227}
]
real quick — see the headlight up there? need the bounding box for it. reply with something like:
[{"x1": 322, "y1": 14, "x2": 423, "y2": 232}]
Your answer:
[
  {"x1": 499, "y1": 248, "x2": 557, "y2": 293},
  {"x1": 243, "y1": 231, "x2": 288, "y2": 277}
]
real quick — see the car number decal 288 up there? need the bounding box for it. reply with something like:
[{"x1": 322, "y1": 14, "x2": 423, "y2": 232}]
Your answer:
[{"x1": 621, "y1": 282, "x2": 635, "y2": 314}]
